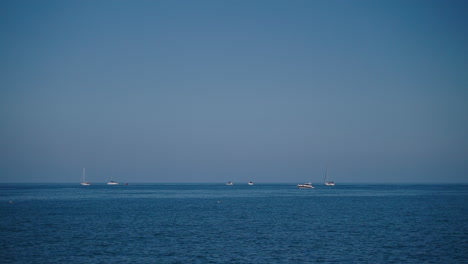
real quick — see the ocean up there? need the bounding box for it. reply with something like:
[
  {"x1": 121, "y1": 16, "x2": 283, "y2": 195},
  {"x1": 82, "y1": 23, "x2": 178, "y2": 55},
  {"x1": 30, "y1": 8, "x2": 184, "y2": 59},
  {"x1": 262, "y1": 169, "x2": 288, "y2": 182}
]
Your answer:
[{"x1": 1, "y1": 183, "x2": 467, "y2": 263}]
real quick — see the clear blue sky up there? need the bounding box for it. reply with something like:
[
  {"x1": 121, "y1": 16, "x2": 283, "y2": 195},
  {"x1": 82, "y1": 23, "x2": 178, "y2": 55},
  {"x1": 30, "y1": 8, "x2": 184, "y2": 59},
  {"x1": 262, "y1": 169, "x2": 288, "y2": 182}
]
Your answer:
[{"x1": 1, "y1": 0, "x2": 467, "y2": 183}]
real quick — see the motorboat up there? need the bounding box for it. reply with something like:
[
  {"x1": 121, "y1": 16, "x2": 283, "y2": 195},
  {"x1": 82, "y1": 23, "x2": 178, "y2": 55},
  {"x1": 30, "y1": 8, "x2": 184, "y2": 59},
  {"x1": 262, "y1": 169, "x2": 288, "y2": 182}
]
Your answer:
[{"x1": 297, "y1": 182, "x2": 314, "y2": 189}]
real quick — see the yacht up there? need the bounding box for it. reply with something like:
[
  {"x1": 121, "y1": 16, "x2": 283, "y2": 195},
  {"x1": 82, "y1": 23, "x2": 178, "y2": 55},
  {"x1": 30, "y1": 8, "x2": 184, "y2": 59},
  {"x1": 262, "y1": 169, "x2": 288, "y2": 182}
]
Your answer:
[
  {"x1": 297, "y1": 182, "x2": 314, "y2": 189},
  {"x1": 107, "y1": 175, "x2": 119, "y2": 185},
  {"x1": 324, "y1": 167, "x2": 335, "y2": 186},
  {"x1": 226, "y1": 181, "x2": 234, "y2": 186},
  {"x1": 80, "y1": 168, "x2": 91, "y2": 186}
]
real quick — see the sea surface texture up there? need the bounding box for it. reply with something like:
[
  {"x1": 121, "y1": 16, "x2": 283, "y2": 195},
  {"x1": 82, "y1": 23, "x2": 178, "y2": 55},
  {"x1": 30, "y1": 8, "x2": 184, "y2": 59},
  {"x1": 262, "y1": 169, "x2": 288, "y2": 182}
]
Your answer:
[{"x1": 1, "y1": 183, "x2": 467, "y2": 264}]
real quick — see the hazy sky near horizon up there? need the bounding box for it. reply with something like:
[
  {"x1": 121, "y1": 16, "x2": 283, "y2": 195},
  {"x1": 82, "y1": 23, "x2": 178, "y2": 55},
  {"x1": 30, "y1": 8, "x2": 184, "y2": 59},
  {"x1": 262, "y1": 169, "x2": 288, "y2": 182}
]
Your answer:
[{"x1": 1, "y1": 0, "x2": 467, "y2": 183}]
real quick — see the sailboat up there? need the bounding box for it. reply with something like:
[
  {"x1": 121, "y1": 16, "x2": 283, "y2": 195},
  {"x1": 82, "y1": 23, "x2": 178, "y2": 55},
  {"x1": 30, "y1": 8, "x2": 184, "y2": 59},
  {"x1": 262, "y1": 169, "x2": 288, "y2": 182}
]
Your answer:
[
  {"x1": 107, "y1": 175, "x2": 118, "y2": 185},
  {"x1": 324, "y1": 167, "x2": 335, "y2": 186},
  {"x1": 80, "y1": 168, "x2": 91, "y2": 186}
]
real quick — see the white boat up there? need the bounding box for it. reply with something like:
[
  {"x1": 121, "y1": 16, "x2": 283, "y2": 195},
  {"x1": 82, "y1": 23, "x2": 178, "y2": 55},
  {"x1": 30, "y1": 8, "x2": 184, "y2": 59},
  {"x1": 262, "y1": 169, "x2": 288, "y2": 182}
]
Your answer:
[
  {"x1": 80, "y1": 168, "x2": 91, "y2": 186},
  {"x1": 107, "y1": 176, "x2": 118, "y2": 185},
  {"x1": 248, "y1": 181, "x2": 254, "y2": 185},
  {"x1": 324, "y1": 167, "x2": 335, "y2": 186},
  {"x1": 297, "y1": 182, "x2": 314, "y2": 188},
  {"x1": 226, "y1": 181, "x2": 234, "y2": 186}
]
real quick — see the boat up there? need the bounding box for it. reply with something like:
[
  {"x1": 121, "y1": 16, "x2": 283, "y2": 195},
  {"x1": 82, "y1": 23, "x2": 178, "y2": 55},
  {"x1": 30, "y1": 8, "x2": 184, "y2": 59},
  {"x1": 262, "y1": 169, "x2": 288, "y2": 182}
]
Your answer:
[
  {"x1": 80, "y1": 168, "x2": 91, "y2": 186},
  {"x1": 248, "y1": 181, "x2": 254, "y2": 185},
  {"x1": 297, "y1": 182, "x2": 314, "y2": 188},
  {"x1": 107, "y1": 176, "x2": 118, "y2": 185},
  {"x1": 226, "y1": 181, "x2": 234, "y2": 186},
  {"x1": 324, "y1": 167, "x2": 335, "y2": 186}
]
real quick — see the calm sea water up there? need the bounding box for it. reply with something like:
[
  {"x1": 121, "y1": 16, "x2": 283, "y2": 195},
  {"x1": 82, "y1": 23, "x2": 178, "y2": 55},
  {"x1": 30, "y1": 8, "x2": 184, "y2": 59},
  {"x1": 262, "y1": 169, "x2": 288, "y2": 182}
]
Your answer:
[{"x1": 1, "y1": 183, "x2": 467, "y2": 264}]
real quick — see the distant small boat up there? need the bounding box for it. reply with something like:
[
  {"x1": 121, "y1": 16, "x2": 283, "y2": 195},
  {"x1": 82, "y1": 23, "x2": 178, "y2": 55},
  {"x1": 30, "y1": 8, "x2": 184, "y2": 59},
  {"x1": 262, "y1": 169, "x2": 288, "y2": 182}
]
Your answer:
[
  {"x1": 297, "y1": 182, "x2": 314, "y2": 189},
  {"x1": 324, "y1": 167, "x2": 335, "y2": 186},
  {"x1": 248, "y1": 181, "x2": 254, "y2": 185},
  {"x1": 80, "y1": 168, "x2": 91, "y2": 186},
  {"x1": 107, "y1": 176, "x2": 118, "y2": 185},
  {"x1": 226, "y1": 181, "x2": 234, "y2": 186}
]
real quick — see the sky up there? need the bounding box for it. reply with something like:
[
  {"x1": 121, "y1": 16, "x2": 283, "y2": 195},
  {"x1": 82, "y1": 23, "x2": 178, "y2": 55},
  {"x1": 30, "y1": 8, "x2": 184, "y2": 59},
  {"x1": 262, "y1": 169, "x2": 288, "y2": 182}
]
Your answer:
[{"x1": 1, "y1": 0, "x2": 467, "y2": 183}]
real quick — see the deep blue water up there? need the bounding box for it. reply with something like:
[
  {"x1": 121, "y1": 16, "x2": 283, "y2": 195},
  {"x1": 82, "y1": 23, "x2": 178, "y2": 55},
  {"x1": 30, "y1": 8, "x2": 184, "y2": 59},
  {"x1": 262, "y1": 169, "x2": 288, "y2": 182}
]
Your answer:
[{"x1": 1, "y1": 183, "x2": 467, "y2": 264}]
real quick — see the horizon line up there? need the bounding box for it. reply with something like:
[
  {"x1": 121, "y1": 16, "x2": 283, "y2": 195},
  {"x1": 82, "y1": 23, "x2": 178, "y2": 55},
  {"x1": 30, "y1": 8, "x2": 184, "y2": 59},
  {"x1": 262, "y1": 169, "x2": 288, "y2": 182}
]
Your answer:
[{"x1": 1, "y1": 182, "x2": 468, "y2": 185}]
